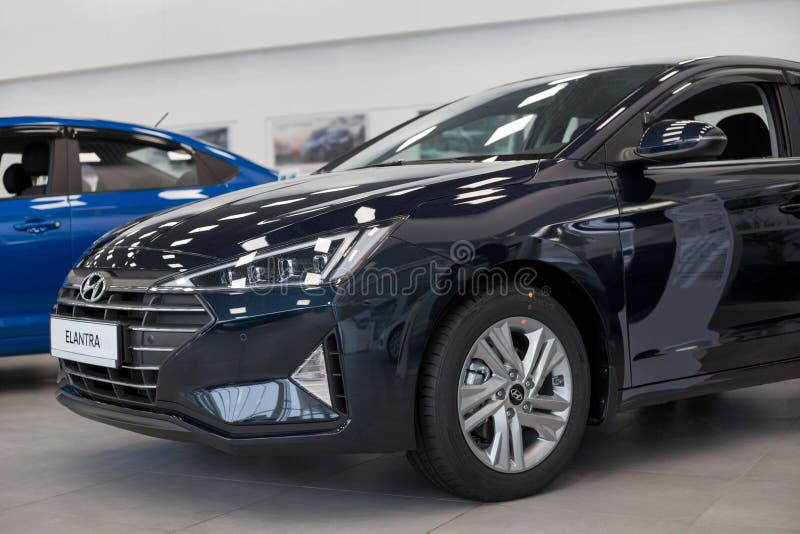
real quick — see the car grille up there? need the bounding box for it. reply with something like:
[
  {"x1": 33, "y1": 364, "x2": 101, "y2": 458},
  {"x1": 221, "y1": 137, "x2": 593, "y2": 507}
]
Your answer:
[{"x1": 54, "y1": 285, "x2": 213, "y2": 407}]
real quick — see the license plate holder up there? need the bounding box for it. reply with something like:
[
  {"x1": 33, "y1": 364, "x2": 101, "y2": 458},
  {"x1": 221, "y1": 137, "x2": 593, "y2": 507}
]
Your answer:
[{"x1": 50, "y1": 316, "x2": 122, "y2": 368}]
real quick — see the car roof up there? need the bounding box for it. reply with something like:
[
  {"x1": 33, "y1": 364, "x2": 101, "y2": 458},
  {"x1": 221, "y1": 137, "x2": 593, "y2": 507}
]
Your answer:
[
  {"x1": 510, "y1": 55, "x2": 800, "y2": 83},
  {"x1": 0, "y1": 116, "x2": 257, "y2": 168},
  {"x1": 585, "y1": 55, "x2": 800, "y2": 71},
  {"x1": 664, "y1": 55, "x2": 800, "y2": 70}
]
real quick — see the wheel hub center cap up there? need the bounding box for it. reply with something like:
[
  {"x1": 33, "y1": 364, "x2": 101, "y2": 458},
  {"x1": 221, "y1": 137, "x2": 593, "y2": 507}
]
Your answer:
[{"x1": 508, "y1": 384, "x2": 525, "y2": 405}]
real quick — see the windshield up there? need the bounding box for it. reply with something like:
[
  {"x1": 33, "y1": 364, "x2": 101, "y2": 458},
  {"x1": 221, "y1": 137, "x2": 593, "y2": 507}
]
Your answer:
[{"x1": 328, "y1": 65, "x2": 666, "y2": 171}]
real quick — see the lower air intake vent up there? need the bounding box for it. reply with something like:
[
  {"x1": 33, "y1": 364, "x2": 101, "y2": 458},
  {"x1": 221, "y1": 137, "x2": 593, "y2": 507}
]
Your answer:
[{"x1": 323, "y1": 332, "x2": 347, "y2": 414}]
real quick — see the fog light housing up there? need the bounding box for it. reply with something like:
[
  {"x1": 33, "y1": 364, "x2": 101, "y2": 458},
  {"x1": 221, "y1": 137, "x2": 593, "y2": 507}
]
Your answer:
[
  {"x1": 192, "y1": 344, "x2": 340, "y2": 425},
  {"x1": 291, "y1": 344, "x2": 332, "y2": 408},
  {"x1": 192, "y1": 378, "x2": 337, "y2": 424}
]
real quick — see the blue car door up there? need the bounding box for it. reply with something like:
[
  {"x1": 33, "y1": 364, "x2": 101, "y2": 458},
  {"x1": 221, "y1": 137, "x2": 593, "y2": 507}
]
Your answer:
[
  {"x1": 65, "y1": 129, "x2": 233, "y2": 260},
  {"x1": 0, "y1": 131, "x2": 72, "y2": 355}
]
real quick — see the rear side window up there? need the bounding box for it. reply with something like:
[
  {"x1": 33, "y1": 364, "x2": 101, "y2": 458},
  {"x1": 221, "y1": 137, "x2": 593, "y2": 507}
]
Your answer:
[
  {"x1": 79, "y1": 139, "x2": 198, "y2": 193},
  {"x1": 77, "y1": 138, "x2": 238, "y2": 193}
]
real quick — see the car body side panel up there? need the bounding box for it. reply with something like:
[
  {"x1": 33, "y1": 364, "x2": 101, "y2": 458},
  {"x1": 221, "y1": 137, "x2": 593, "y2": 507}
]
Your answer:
[
  {"x1": 615, "y1": 158, "x2": 800, "y2": 387},
  {"x1": 0, "y1": 196, "x2": 72, "y2": 355},
  {"x1": 0, "y1": 135, "x2": 72, "y2": 356},
  {"x1": 391, "y1": 159, "x2": 629, "y2": 387}
]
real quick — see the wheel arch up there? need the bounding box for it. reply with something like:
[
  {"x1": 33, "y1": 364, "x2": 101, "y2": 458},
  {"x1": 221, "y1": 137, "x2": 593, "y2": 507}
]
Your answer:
[
  {"x1": 490, "y1": 259, "x2": 619, "y2": 423},
  {"x1": 416, "y1": 241, "x2": 625, "y2": 425}
]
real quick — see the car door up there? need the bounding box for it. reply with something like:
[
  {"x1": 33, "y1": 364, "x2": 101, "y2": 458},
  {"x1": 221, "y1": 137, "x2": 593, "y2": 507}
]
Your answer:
[
  {"x1": 608, "y1": 68, "x2": 800, "y2": 386},
  {"x1": 0, "y1": 129, "x2": 72, "y2": 355},
  {"x1": 65, "y1": 128, "x2": 232, "y2": 260}
]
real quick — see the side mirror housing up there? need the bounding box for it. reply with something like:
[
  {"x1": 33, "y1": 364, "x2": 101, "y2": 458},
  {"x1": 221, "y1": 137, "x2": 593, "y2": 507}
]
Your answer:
[{"x1": 635, "y1": 120, "x2": 727, "y2": 163}]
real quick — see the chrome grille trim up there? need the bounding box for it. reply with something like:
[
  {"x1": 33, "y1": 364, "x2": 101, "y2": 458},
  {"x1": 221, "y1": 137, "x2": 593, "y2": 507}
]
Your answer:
[
  {"x1": 64, "y1": 283, "x2": 153, "y2": 293},
  {"x1": 54, "y1": 278, "x2": 214, "y2": 407},
  {"x1": 56, "y1": 296, "x2": 206, "y2": 313},
  {"x1": 64, "y1": 368, "x2": 157, "y2": 389},
  {"x1": 128, "y1": 326, "x2": 198, "y2": 333}
]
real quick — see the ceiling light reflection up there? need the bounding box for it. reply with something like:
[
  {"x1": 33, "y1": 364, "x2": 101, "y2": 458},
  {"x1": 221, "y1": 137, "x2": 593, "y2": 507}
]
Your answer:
[
  {"x1": 387, "y1": 186, "x2": 423, "y2": 196},
  {"x1": 518, "y1": 84, "x2": 567, "y2": 108},
  {"x1": 548, "y1": 73, "x2": 588, "y2": 85},
  {"x1": 354, "y1": 206, "x2": 376, "y2": 223},
  {"x1": 219, "y1": 212, "x2": 255, "y2": 221},
  {"x1": 460, "y1": 177, "x2": 510, "y2": 189},
  {"x1": 189, "y1": 225, "x2": 219, "y2": 234},
  {"x1": 455, "y1": 188, "x2": 503, "y2": 200},
  {"x1": 235, "y1": 252, "x2": 256, "y2": 267},
  {"x1": 659, "y1": 70, "x2": 679, "y2": 82},
  {"x1": 262, "y1": 198, "x2": 305, "y2": 208},
  {"x1": 595, "y1": 107, "x2": 626, "y2": 130},
  {"x1": 672, "y1": 82, "x2": 692, "y2": 94},
  {"x1": 484, "y1": 115, "x2": 535, "y2": 146},
  {"x1": 456, "y1": 195, "x2": 507, "y2": 206},
  {"x1": 311, "y1": 186, "x2": 358, "y2": 195},
  {"x1": 241, "y1": 236, "x2": 269, "y2": 251},
  {"x1": 395, "y1": 126, "x2": 437, "y2": 153}
]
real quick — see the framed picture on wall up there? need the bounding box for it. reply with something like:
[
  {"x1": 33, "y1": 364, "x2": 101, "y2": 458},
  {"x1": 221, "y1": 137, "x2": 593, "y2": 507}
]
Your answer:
[
  {"x1": 176, "y1": 124, "x2": 231, "y2": 149},
  {"x1": 268, "y1": 113, "x2": 368, "y2": 177}
]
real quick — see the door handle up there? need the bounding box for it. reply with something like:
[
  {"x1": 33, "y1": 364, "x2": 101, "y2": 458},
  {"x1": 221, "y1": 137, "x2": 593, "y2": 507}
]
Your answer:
[
  {"x1": 13, "y1": 219, "x2": 62, "y2": 234},
  {"x1": 779, "y1": 203, "x2": 800, "y2": 215}
]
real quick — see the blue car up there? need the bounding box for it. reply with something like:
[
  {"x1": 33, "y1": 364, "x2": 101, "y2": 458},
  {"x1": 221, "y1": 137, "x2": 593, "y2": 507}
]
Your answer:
[{"x1": 0, "y1": 117, "x2": 278, "y2": 356}]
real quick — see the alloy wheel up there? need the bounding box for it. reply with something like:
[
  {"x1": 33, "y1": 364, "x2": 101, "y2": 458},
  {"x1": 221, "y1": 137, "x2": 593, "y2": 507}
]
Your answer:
[{"x1": 457, "y1": 316, "x2": 573, "y2": 473}]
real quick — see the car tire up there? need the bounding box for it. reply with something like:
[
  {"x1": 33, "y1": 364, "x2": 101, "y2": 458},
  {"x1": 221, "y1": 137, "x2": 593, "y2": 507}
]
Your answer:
[{"x1": 409, "y1": 286, "x2": 590, "y2": 501}]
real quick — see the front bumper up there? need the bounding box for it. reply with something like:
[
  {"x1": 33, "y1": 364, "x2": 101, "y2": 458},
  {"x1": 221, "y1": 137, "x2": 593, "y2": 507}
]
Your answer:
[
  {"x1": 54, "y1": 289, "x2": 404, "y2": 452},
  {"x1": 56, "y1": 386, "x2": 370, "y2": 455},
  {"x1": 54, "y1": 238, "x2": 450, "y2": 454}
]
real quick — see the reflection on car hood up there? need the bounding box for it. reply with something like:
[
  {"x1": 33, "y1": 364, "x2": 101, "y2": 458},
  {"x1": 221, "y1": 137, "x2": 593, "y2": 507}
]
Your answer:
[{"x1": 85, "y1": 161, "x2": 539, "y2": 268}]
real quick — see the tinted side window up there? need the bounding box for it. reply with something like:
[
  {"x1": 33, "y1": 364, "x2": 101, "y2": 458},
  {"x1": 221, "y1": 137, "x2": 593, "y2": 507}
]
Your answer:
[
  {"x1": 78, "y1": 139, "x2": 198, "y2": 193},
  {"x1": 788, "y1": 82, "x2": 800, "y2": 155},
  {"x1": 0, "y1": 136, "x2": 53, "y2": 198},
  {"x1": 660, "y1": 83, "x2": 778, "y2": 160},
  {"x1": 0, "y1": 152, "x2": 22, "y2": 198}
]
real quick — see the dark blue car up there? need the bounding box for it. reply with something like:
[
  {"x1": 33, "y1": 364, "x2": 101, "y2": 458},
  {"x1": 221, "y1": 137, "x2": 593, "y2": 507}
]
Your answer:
[{"x1": 0, "y1": 117, "x2": 278, "y2": 356}]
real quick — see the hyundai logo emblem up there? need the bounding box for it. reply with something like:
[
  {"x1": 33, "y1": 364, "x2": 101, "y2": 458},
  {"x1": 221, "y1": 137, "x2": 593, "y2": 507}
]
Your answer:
[
  {"x1": 509, "y1": 384, "x2": 525, "y2": 405},
  {"x1": 79, "y1": 272, "x2": 109, "y2": 303}
]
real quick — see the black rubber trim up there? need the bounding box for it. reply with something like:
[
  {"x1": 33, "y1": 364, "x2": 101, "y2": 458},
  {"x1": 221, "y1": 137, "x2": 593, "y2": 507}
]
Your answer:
[{"x1": 55, "y1": 387, "x2": 389, "y2": 454}]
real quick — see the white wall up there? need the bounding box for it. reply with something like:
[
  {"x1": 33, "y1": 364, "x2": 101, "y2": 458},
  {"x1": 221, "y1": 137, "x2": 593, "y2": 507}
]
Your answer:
[
  {"x1": 0, "y1": 0, "x2": 797, "y2": 167},
  {"x1": 0, "y1": 0, "x2": 722, "y2": 82}
]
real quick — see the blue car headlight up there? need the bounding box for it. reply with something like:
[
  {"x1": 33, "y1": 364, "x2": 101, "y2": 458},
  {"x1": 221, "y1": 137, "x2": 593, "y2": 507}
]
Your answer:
[{"x1": 154, "y1": 220, "x2": 398, "y2": 291}]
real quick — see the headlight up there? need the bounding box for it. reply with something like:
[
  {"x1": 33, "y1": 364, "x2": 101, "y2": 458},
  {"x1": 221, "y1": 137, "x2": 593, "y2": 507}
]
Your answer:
[{"x1": 155, "y1": 220, "x2": 398, "y2": 291}]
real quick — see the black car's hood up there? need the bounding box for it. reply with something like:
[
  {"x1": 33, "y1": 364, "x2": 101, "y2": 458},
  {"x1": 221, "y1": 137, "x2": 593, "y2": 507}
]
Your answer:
[{"x1": 84, "y1": 161, "x2": 539, "y2": 270}]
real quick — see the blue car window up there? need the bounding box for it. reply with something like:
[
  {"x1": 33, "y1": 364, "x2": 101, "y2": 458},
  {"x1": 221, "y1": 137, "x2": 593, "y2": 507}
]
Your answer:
[
  {"x1": 0, "y1": 152, "x2": 22, "y2": 198},
  {"x1": 78, "y1": 139, "x2": 198, "y2": 193}
]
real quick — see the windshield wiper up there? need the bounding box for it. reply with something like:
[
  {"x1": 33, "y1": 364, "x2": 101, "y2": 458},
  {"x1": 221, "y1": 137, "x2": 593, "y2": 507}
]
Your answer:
[
  {"x1": 355, "y1": 154, "x2": 542, "y2": 170},
  {"x1": 362, "y1": 157, "x2": 478, "y2": 168}
]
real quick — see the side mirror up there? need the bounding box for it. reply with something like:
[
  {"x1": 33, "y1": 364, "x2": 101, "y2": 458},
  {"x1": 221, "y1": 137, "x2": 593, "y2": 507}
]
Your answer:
[{"x1": 636, "y1": 120, "x2": 727, "y2": 162}]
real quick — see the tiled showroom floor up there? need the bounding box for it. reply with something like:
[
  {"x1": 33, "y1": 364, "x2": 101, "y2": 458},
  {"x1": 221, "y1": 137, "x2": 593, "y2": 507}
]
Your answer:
[{"x1": 0, "y1": 355, "x2": 798, "y2": 533}]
